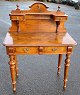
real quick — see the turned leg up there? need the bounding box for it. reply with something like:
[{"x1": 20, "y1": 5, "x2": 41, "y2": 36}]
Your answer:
[
  {"x1": 8, "y1": 55, "x2": 16, "y2": 91},
  {"x1": 14, "y1": 55, "x2": 19, "y2": 77},
  {"x1": 63, "y1": 47, "x2": 72, "y2": 90},
  {"x1": 57, "y1": 54, "x2": 62, "y2": 75}
]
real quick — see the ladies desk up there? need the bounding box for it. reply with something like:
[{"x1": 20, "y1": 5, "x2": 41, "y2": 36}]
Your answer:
[{"x1": 3, "y1": 2, "x2": 77, "y2": 91}]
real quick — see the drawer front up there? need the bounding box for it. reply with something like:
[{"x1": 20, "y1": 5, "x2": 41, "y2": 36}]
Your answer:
[
  {"x1": 7, "y1": 46, "x2": 67, "y2": 55},
  {"x1": 10, "y1": 16, "x2": 24, "y2": 21},
  {"x1": 54, "y1": 16, "x2": 67, "y2": 21},
  {"x1": 15, "y1": 47, "x2": 38, "y2": 54},
  {"x1": 44, "y1": 46, "x2": 67, "y2": 54}
]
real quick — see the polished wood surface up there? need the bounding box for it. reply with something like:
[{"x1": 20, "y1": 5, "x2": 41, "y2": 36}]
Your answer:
[
  {"x1": 3, "y1": 2, "x2": 77, "y2": 91},
  {"x1": 3, "y1": 32, "x2": 76, "y2": 46}
]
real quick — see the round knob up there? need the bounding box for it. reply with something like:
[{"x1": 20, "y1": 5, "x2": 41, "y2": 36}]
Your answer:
[{"x1": 38, "y1": 46, "x2": 43, "y2": 54}]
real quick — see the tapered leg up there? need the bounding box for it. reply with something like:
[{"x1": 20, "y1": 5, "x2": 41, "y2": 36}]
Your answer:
[
  {"x1": 63, "y1": 53, "x2": 70, "y2": 90},
  {"x1": 14, "y1": 55, "x2": 19, "y2": 77},
  {"x1": 57, "y1": 54, "x2": 62, "y2": 75},
  {"x1": 9, "y1": 55, "x2": 16, "y2": 91}
]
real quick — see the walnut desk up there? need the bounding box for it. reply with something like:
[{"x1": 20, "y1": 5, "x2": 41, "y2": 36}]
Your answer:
[{"x1": 3, "y1": 2, "x2": 77, "y2": 91}]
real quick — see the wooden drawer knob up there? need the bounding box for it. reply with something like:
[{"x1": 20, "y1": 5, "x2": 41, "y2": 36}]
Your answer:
[{"x1": 38, "y1": 47, "x2": 43, "y2": 54}]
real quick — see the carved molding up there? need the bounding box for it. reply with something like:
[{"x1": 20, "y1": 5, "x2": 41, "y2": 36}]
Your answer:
[
  {"x1": 7, "y1": 47, "x2": 16, "y2": 54},
  {"x1": 67, "y1": 46, "x2": 72, "y2": 54}
]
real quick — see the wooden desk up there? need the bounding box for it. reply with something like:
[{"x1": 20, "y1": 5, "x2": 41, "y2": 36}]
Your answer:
[{"x1": 3, "y1": 2, "x2": 77, "y2": 91}]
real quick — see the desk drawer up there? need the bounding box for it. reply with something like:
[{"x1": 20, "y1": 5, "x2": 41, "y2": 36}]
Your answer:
[
  {"x1": 54, "y1": 16, "x2": 67, "y2": 21},
  {"x1": 44, "y1": 46, "x2": 67, "y2": 54},
  {"x1": 16, "y1": 47, "x2": 38, "y2": 54},
  {"x1": 10, "y1": 16, "x2": 24, "y2": 21},
  {"x1": 7, "y1": 46, "x2": 67, "y2": 55}
]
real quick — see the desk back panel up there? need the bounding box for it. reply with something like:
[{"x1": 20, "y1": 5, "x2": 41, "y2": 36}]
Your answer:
[{"x1": 9, "y1": 2, "x2": 67, "y2": 33}]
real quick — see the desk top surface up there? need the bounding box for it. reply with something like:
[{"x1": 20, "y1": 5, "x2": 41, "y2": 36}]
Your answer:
[{"x1": 3, "y1": 32, "x2": 77, "y2": 46}]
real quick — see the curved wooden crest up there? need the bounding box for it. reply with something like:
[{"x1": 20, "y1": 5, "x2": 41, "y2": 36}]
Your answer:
[{"x1": 29, "y1": 2, "x2": 49, "y2": 13}]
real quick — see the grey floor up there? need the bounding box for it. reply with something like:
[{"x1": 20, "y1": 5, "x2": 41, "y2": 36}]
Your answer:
[{"x1": 0, "y1": 1, "x2": 80, "y2": 95}]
